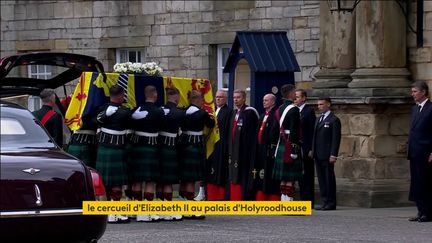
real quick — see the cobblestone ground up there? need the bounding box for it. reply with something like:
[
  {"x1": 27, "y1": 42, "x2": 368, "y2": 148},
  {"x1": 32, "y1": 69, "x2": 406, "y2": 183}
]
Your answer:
[{"x1": 99, "y1": 207, "x2": 432, "y2": 242}]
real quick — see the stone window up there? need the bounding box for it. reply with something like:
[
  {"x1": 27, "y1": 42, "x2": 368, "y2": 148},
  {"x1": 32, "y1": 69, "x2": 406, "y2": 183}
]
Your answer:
[
  {"x1": 28, "y1": 65, "x2": 52, "y2": 80},
  {"x1": 115, "y1": 49, "x2": 145, "y2": 63},
  {"x1": 26, "y1": 63, "x2": 51, "y2": 112},
  {"x1": 217, "y1": 44, "x2": 231, "y2": 90}
]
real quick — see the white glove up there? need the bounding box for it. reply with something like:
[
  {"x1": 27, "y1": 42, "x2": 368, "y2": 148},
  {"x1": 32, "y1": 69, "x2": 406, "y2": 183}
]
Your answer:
[
  {"x1": 186, "y1": 106, "x2": 199, "y2": 115},
  {"x1": 290, "y1": 154, "x2": 298, "y2": 160},
  {"x1": 106, "y1": 105, "x2": 118, "y2": 117},
  {"x1": 163, "y1": 108, "x2": 170, "y2": 115},
  {"x1": 132, "y1": 108, "x2": 149, "y2": 119}
]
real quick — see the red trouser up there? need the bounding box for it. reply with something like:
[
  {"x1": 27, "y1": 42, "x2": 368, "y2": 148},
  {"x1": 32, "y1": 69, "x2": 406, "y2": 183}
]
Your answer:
[
  {"x1": 207, "y1": 183, "x2": 225, "y2": 201},
  {"x1": 230, "y1": 182, "x2": 242, "y2": 201},
  {"x1": 255, "y1": 190, "x2": 280, "y2": 201}
]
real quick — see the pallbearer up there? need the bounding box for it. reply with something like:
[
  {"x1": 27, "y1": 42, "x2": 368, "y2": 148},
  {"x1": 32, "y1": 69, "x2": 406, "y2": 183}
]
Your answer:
[
  {"x1": 157, "y1": 87, "x2": 185, "y2": 221},
  {"x1": 179, "y1": 90, "x2": 215, "y2": 217},
  {"x1": 95, "y1": 85, "x2": 131, "y2": 223},
  {"x1": 129, "y1": 85, "x2": 164, "y2": 222},
  {"x1": 67, "y1": 109, "x2": 98, "y2": 168}
]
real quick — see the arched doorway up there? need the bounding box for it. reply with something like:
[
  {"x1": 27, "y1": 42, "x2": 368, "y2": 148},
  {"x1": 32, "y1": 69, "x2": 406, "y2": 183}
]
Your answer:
[{"x1": 234, "y1": 58, "x2": 251, "y2": 105}]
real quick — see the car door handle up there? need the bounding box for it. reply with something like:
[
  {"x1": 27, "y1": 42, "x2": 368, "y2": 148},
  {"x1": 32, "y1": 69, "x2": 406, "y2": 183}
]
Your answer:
[{"x1": 34, "y1": 184, "x2": 43, "y2": 207}]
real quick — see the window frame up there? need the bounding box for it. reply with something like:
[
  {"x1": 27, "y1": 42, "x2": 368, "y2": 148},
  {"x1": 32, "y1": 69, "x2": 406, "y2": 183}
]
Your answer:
[
  {"x1": 115, "y1": 48, "x2": 145, "y2": 63},
  {"x1": 27, "y1": 65, "x2": 52, "y2": 80},
  {"x1": 217, "y1": 44, "x2": 231, "y2": 91}
]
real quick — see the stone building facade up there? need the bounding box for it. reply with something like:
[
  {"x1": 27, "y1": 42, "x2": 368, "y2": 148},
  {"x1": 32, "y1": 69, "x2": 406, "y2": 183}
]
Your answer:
[
  {"x1": 0, "y1": 0, "x2": 321, "y2": 93},
  {"x1": 1, "y1": 0, "x2": 431, "y2": 207}
]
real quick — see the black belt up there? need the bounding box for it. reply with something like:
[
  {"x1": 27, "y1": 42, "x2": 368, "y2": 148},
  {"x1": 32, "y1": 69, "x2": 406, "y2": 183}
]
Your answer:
[
  {"x1": 70, "y1": 133, "x2": 96, "y2": 145},
  {"x1": 97, "y1": 131, "x2": 126, "y2": 146},
  {"x1": 159, "y1": 132, "x2": 178, "y2": 146},
  {"x1": 131, "y1": 132, "x2": 158, "y2": 146}
]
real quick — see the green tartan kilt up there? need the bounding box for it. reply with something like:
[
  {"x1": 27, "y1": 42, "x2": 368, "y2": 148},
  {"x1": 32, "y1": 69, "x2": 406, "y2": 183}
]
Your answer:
[
  {"x1": 67, "y1": 144, "x2": 96, "y2": 168},
  {"x1": 95, "y1": 145, "x2": 128, "y2": 187},
  {"x1": 159, "y1": 145, "x2": 179, "y2": 184},
  {"x1": 272, "y1": 140, "x2": 302, "y2": 181},
  {"x1": 180, "y1": 145, "x2": 205, "y2": 182},
  {"x1": 129, "y1": 144, "x2": 160, "y2": 182}
]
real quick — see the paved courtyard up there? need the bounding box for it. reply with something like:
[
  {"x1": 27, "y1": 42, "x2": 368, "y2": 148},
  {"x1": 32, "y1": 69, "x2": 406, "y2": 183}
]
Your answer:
[{"x1": 100, "y1": 206, "x2": 431, "y2": 242}]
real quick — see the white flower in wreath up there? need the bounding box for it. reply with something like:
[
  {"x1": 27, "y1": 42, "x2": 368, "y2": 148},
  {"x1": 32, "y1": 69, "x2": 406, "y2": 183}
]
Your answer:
[
  {"x1": 113, "y1": 61, "x2": 163, "y2": 76},
  {"x1": 130, "y1": 63, "x2": 141, "y2": 73},
  {"x1": 113, "y1": 63, "x2": 121, "y2": 73}
]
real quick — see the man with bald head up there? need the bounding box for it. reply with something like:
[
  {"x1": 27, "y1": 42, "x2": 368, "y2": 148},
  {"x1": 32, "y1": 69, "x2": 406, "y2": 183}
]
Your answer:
[{"x1": 251, "y1": 94, "x2": 280, "y2": 200}]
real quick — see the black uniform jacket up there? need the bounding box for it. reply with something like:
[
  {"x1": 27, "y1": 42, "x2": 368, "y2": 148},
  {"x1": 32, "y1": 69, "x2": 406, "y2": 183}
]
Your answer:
[
  {"x1": 96, "y1": 102, "x2": 132, "y2": 146},
  {"x1": 33, "y1": 105, "x2": 63, "y2": 147}
]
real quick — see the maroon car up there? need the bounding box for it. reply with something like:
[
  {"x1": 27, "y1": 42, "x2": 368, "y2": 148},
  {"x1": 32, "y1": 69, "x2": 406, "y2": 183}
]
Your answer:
[{"x1": 0, "y1": 53, "x2": 107, "y2": 242}]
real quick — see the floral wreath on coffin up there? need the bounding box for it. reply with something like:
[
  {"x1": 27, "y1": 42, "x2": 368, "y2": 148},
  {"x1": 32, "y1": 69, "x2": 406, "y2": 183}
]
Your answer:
[{"x1": 113, "y1": 62, "x2": 164, "y2": 76}]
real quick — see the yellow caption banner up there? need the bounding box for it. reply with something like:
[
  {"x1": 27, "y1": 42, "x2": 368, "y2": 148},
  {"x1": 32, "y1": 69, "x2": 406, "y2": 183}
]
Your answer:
[{"x1": 83, "y1": 201, "x2": 311, "y2": 215}]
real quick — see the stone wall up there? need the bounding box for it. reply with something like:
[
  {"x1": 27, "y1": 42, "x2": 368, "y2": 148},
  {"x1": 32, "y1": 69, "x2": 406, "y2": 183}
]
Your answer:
[
  {"x1": 334, "y1": 104, "x2": 412, "y2": 207},
  {"x1": 1, "y1": 0, "x2": 431, "y2": 208},
  {"x1": 0, "y1": 0, "x2": 320, "y2": 91},
  {"x1": 408, "y1": 1, "x2": 432, "y2": 87}
]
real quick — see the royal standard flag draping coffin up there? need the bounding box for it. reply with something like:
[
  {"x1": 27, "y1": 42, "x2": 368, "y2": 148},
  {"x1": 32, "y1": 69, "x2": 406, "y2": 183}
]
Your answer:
[{"x1": 65, "y1": 72, "x2": 219, "y2": 158}]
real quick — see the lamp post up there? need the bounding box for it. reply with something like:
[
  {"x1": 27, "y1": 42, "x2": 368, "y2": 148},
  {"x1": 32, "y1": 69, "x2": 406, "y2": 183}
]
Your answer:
[{"x1": 327, "y1": 0, "x2": 362, "y2": 13}]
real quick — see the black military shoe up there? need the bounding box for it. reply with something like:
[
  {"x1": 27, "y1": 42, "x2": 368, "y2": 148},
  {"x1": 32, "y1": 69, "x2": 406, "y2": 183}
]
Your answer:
[
  {"x1": 408, "y1": 212, "x2": 422, "y2": 222},
  {"x1": 418, "y1": 215, "x2": 432, "y2": 223}
]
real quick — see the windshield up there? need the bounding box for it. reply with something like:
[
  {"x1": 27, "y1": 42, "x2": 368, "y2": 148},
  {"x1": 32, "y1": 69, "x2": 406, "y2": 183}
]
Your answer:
[{"x1": 0, "y1": 115, "x2": 55, "y2": 150}]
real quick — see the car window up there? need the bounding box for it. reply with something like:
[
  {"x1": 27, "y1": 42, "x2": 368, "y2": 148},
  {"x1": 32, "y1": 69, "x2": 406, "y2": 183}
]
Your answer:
[
  {"x1": 0, "y1": 116, "x2": 55, "y2": 149},
  {"x1": 1, "y1": 118, "x2": 26, "y2": 134}
]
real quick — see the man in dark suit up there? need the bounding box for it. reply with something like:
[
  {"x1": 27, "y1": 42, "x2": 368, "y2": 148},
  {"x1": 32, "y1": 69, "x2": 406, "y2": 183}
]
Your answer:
[
  {"x1": 295, "y1": 89, "x2": 316, "y2": 207},
  {"x1": 312, "y1": 97, "x2": 341, "y2": 210},
  {"x1": 408, "y1": 80, "x2": 432, "y2": 223}
]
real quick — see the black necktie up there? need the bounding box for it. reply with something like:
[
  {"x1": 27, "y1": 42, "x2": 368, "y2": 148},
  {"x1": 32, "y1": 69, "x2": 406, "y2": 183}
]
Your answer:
[
  {"x1": 319, "y1": 113, "x2": 325, "y2": 123},
  {"x1": 414, "y1": 105, "x2": 422, "y2": 121}
]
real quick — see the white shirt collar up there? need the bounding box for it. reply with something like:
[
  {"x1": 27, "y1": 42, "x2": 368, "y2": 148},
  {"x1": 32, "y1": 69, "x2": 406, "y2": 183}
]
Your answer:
[
  {"x1": 215, "y1": 107, "x2": 221, "y2": 116},
  {"x1": 298, "y1": 103, "x2": 306, "y2": 112},
  {"x1": 417, "y1": 99, "x2": 428, "y2": 110},
  {"x1": 321, "y1": 110, "x2": 331, "y2": 120}
]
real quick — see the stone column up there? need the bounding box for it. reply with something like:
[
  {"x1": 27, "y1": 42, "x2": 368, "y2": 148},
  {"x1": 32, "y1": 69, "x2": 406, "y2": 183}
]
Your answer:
[
  {"x1": 313, "y1": 1, "x2": 356, "y2": 88},
  {"x1": 310, "y1": 1, "x2": 414, "y2": 208},
  {"x1": 349, "y1": 1, "x2": 411, "y2": 88},
  {"x1": 333, "y1": 1, "x2": 413, "y2": 208}
]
